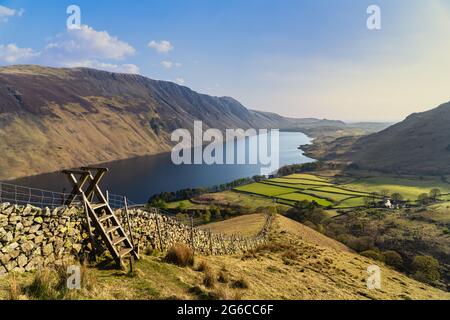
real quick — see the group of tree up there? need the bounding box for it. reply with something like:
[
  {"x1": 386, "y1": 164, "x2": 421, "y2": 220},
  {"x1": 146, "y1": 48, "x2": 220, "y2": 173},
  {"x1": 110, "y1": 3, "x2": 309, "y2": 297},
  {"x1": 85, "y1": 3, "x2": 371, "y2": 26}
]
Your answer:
[
  {"x1": 277, "y1": 162, "x2": 323, "y2": 176},
  {"x1": 363, "y1": 188, "x2": 443, "y2": 208},
  {"x1": 417, "y1": 188, "x2": 442, "y2": 206},
  {"x1": 148, "y1": 175, "x2": 267, "y2": 206}
]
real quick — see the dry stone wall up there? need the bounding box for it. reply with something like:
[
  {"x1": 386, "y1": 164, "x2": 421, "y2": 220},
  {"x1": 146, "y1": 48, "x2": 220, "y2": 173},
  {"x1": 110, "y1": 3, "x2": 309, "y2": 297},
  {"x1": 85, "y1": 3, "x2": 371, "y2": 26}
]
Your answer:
[{"x1": 0, "y1": 203, "x2": 272, "y2": 275}]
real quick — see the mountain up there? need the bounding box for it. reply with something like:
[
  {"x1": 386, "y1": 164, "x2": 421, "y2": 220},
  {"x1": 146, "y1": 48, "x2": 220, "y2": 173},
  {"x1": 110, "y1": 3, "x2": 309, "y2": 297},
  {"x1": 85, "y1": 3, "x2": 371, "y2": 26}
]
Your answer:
[
  {"x1": 333, "y1": 102, "x2": 450, "y2": 175},
  {"x1": 0, "y1": 65, "x2": 350, "y2": 180}
]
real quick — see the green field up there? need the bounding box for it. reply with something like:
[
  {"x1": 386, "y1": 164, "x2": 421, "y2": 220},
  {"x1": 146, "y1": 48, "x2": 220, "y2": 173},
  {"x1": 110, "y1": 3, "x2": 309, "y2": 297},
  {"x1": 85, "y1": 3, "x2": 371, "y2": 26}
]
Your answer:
[
  {"x1": 235, "y1": 183, "x2": 298, "y2": 196},
  {"x1": 345, "y1": 177, "x2": 450, "y2": 201},
  {"x1": 313, "y1": 186, "x2": 371, "y2": 197},
  {"x1": 301, "y1": 190, "x2": 354, "y2": 203},
  {"x1": 269, "y1": 178, "x2": 333, "y2": 187},
  {"x1": 276, "y1": 193, "x2": 333, "y2": 207},
  {"x1": 262, "y1": 181, "x2": 314, "y2": 190},
  {"x1": 231, "y1": 173, "x2": 450, "y2": 209},
  {"x1": 334, "y1": 197, "x2": 368, "y2": 208},
  {"x1": 166, "y1": 200, "x2": 195, "y2": 209},
  {"x1": 284, "y1": 174, "x2": 330, "y2": 182}
]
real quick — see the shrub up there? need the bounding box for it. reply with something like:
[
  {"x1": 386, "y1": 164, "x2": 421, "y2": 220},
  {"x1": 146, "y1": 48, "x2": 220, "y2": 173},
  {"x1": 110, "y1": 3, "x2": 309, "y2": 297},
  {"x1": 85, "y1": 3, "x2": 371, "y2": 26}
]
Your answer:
[
  {"x1": 382, "y1": 251, "x2": 403, "y2": 269},
  {"x1": 25, "y1": 270, "x2": 58, "y2": 300},
  {"x1": 196, "y1": 261, "x2": 210, "y2": 272},
  {"x1": 203, "y1": 210, "x2": 212, "y2": 223},
  {"x1": 203, "y1": 269, "x2": 216, "y2": 288},
  {"x1": 411, "y1": 256, "x2": 440, "y2": 284},
  {"x1": 164, "y1": 244, "x2": 195, "y2": 267},
  {"x1": 218, "y1": 270, "x2": 229, "y2": 284},
  {"x1": 360, "y1": 250, "x2": 384, "y2": 262},
  {"x1": 232, "y1": 278, "x2": 250, "y2": 289},
  {"x1": 282, "y1": 249, "x2": 298, "y2": 261}
]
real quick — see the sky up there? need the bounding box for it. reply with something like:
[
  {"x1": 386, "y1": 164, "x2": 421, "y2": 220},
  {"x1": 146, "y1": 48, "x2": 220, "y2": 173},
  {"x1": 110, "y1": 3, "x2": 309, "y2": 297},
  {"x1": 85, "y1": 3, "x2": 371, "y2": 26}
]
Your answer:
[{"x1": 1, "y1": 0, "x2": 450, "y2": 122}]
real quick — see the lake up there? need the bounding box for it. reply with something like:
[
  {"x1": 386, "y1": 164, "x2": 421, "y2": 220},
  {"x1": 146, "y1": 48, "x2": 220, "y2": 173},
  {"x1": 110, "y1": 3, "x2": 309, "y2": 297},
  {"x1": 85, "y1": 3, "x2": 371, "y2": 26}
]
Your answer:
[{"x1": 11, "y1": 132, "x2": 314, "y2": 203}]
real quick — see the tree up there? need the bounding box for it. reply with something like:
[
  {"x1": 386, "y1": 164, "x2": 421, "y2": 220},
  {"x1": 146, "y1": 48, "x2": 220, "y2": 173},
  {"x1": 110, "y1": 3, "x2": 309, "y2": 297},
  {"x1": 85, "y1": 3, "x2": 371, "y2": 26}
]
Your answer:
[
  {"x1": 380, "y1": 189, "x2": 390, "y2": 199},
  {"x1": 177, "y1": 201, "x2": 188, "y2": 213},
  {"x1": 203, "y1": 210, "x2": 212, "y2": 223},
  {"x1": 391, "y1": 193, "x2": 404, "y2": 203},
  {"x1": 418, "y1": 193, "x2": 430, "y2": 205},
  {"x1": 429, "y1": 188, "x2": 441, "y2": 202},
  {"x1": 150, "y1": 198, "x2": 167, "y2": 209},
  {"x1": 411, "y1": 255, "x2": 440, "y2": 284},
  {"x1": 382, "y1": 251, "x2": 403, "y2": 269},
  {"x1": 211, "y1": 207, "x2": 222, "y2": 220},
  {"x1": 361, "y1": 250, "x2": 384, "y2": 262}
]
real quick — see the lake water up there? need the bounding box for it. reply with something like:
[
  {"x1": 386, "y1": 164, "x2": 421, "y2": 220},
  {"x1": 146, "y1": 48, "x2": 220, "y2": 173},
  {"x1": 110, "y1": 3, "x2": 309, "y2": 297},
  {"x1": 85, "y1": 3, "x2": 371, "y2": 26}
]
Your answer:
[{"x1": 11, "y1": 132, "x2": 314, "y2": 203}]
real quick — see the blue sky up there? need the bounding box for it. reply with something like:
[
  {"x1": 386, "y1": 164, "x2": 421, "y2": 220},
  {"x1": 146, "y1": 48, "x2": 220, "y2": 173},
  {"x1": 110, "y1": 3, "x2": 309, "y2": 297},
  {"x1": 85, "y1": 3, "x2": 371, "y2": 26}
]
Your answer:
[{"x1": 1, "y1": 0, "x2": 450, "y2": 121}]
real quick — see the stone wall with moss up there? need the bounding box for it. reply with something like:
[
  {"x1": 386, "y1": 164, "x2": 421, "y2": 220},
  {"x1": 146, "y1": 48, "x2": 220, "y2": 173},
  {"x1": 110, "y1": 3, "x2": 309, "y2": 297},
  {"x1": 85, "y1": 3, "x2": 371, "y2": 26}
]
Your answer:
[{"x1": 0, "y1": 203, "x2": 272, "y2": 275}]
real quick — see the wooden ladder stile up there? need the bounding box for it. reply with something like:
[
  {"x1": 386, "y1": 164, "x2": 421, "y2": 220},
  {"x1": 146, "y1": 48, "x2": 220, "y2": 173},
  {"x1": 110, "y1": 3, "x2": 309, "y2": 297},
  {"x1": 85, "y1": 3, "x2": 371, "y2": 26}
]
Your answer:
[{"x1": 62, "y1": 167, "x2": 139, "y2": 268}]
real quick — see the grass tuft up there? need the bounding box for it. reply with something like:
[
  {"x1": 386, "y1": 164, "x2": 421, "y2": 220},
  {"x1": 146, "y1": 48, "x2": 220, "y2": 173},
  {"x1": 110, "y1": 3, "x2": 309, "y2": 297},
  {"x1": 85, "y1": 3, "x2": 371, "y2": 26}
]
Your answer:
[{"x1": 164, "y1": 244, "x2": 195, "y2": 267}]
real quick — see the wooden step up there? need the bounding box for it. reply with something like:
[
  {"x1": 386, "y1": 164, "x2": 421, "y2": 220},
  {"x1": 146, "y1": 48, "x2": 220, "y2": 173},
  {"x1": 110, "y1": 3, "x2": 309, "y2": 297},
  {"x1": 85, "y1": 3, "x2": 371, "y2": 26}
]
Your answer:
[
  {"x1": 99, "y1": 214, "x2": 114, "y2": 222},
  {"x1": 105, "y1": 226, "x2": 120, "y2": 234},
  {"x1": 112, "y1": 236, "x2": 127, "y2": 245},
  {"x1": 119, "y1": 248, "x2": 133, "y2": 257},
  {"x1": 92, "y1": 203, "x2": 107, "y2": 211}
]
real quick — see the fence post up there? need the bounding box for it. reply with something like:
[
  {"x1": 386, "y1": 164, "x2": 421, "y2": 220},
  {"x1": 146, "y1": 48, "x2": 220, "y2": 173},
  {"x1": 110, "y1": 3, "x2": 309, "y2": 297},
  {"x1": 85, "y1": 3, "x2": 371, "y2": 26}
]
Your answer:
[
  {"x1": 190, "y1": 216, "x2": 195, "y2": 253},
  {"x1": 155, "y1": 214, "x2": 164, "y2": 251},
  {"x1": 209, "y1": 229, "x2": 213, "y2": 255}
]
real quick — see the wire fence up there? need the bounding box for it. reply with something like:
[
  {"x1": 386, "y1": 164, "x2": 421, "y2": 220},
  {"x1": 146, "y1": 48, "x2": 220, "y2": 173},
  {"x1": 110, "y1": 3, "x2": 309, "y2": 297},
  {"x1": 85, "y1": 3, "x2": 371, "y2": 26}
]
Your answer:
[{"x1": 0, "y1": 181, "x2": 136, "y2": 210}]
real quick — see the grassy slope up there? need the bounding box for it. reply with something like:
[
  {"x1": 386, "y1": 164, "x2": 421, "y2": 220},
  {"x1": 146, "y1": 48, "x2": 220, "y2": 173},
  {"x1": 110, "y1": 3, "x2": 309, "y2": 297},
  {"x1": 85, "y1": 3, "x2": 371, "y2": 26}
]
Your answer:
[
  {"x1": 198, "y1": 214, "x2": 266, "y2": 237},
  {"x1": 2, "y1": 214, "x2": 447, "y2": 300}
]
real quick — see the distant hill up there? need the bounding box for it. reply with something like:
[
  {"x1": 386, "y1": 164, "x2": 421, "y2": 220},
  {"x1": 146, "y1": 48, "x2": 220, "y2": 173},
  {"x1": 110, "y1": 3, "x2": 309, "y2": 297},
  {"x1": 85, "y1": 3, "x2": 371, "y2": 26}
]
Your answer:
[
  {"x1": 338, "y1": 102, "x2": 450, "y2": 175},
  {"x1": 0, "y1": 65, "x2": 386, "y2": 180}
]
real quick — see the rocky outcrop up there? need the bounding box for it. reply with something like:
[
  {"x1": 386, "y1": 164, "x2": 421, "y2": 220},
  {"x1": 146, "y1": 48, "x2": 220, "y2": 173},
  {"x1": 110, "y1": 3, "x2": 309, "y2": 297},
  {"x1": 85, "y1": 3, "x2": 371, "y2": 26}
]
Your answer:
[{"x1": 0, "y1": 203, "x2": 272, "y2": 275}]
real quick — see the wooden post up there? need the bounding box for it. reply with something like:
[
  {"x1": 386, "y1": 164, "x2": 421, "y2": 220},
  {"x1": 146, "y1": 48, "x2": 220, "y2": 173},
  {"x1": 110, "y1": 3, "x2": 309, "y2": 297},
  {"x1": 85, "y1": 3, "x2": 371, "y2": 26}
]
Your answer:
[
  {"x1": 124, "y1": 197, "x2": 135, "y2": 273},
  {"x1": 82, "y1": 194, "x2": 97, "y2": 261},
  {"x1": 155, "y1": 214, "x2": 164, "y2": 251},
  {"x1": 209, "y1": 229, "x2": 213, "y2": 255},
  {"x1": 190, "y1": 216, "x2": 195, "y2": 253}
]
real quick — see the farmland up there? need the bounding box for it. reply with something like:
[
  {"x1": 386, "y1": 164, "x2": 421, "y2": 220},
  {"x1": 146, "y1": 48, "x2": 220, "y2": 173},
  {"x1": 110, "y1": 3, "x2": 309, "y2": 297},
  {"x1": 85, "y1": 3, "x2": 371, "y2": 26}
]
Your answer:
[{"x1": 232, "y1": 173, "x2": 450, "y2": 209}]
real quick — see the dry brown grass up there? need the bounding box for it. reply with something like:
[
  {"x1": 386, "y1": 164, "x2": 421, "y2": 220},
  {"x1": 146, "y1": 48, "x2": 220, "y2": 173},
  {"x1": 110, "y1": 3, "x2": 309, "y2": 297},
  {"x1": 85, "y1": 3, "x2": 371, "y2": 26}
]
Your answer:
[
  {"x1": 232, "y1": 278, "x2": 250, "y2": 289},
  {"x1": 203, "y1": 269, "x2": 216, "y2": 288},
  {"x1": 199, "y1": 214, "x2": 267, "y2": 237},
  {"x1": 164, "y1": 244, "x2": 195, "y2": 267},
  {"x1": 2, "y1": 215, "x2": 449, "y2": 301},
  {"x1": 7, "y1": 274, "x2": 22, "y2": 300}
]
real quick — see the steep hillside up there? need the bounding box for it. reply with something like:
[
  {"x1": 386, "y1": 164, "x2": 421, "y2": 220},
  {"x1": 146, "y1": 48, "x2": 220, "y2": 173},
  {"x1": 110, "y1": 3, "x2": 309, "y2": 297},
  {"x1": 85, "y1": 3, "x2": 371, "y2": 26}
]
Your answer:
[
  {"x1": 0, "y1": 65, "x2": 352, "y2": 180},
  {"x1": 309, "y1": 101, "x2": 450, "y2": 175},
  {"x1": 2, "y1": 214, "x2": 447, "y2": 300}
]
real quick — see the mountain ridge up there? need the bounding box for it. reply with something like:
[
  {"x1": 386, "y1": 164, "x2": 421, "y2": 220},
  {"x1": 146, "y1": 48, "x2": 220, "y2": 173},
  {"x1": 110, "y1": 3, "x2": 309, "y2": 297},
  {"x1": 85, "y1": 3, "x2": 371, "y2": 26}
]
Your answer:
[
  {"x1": 0, "y1": 64, "x2": 382, "y2": 180},
  {"x1": 311, "y1": 101, "x2": 450, "y2": 175}
]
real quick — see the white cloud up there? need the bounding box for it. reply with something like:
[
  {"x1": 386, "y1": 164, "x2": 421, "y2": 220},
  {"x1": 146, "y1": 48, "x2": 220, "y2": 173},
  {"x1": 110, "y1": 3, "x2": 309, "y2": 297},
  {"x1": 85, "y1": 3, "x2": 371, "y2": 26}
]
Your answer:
[
  {"x1": 0, "y1": 44, "x2": 39, "y2": 63},
  {"x1": 0, "y1": 25, "x2": 140, "y2": 75},
  {"x1": 0, "y1": 5, "x2": 24, "y2": 22},
  {"x1": 44, "y1": 25, "x2": 136, "y2": 61},
  {"x1": 63, "y1": 60, "x2": 140, "y2": 74},
  {"x1": 161, "y1": 60, "x2": 182, "y2": 69},
  {"x1": 148, "y1": 40, "x2": 173, "y2": 53}
]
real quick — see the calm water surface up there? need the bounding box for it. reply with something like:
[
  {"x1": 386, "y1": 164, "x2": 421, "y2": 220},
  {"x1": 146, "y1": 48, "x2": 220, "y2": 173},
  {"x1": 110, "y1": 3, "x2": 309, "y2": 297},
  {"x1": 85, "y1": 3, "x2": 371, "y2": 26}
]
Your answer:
[{"x1": 12, "y1": 132, "x2": 314, "y2": 203}]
